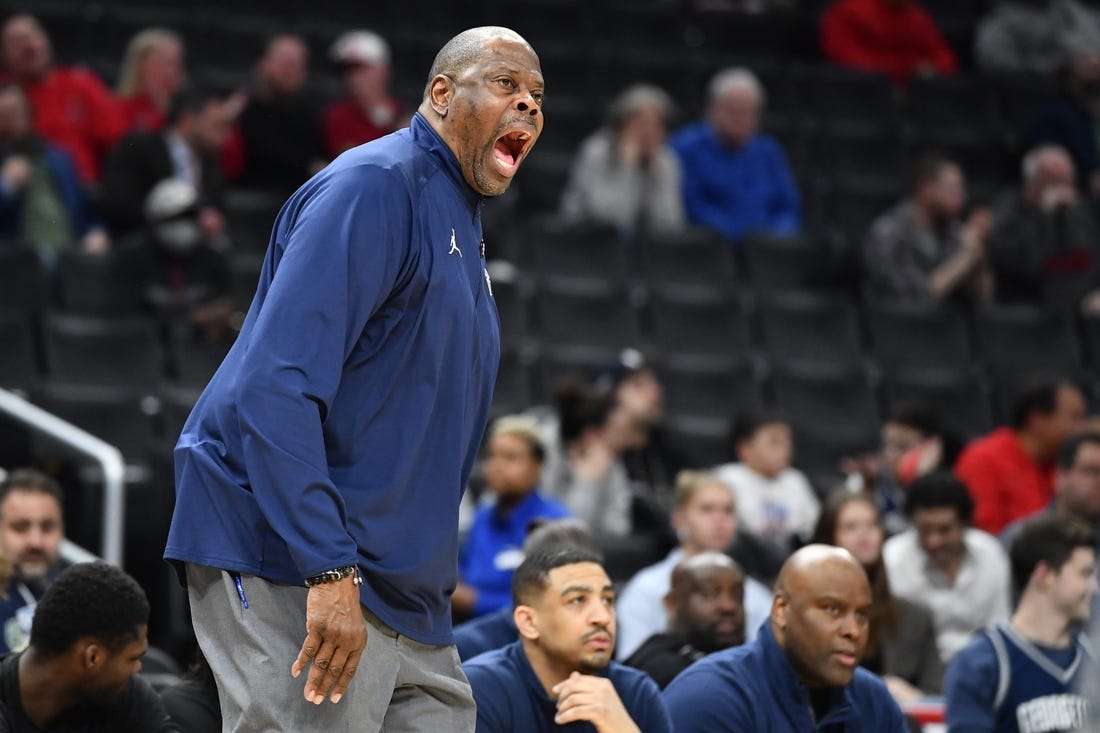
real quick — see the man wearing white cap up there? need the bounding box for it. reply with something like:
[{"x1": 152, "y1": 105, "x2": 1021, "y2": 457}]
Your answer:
[{"x1": 323, "y1": 30, "x2": 408, "y2": 158}]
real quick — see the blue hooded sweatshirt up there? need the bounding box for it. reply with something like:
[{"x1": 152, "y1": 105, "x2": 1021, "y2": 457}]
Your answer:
[{"x1": 164, "y1": 112, "x2": 500, "y2": 646}]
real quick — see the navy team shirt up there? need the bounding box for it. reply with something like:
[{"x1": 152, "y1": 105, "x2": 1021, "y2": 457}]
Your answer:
[
  {"x1": 945, "y1": 623, "x2": 1094, "y2": 733},
  {"x1": 164, "y1": 112, "x2": 501, "y2": 646},
  {"x1": 464, "y1": 640, "x2": 673, "y2": 733}
]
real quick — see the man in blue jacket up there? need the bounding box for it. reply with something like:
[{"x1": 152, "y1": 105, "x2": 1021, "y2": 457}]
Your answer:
[
  {"x1": 664, "y1": 544, "x2": 907, "y2": 731},
  {"x1": 464, "y1": 547, "x2": 673, "y2": 732},
  {"x1": 163, "y1": 25, "x2": 544, "y2": 732}
]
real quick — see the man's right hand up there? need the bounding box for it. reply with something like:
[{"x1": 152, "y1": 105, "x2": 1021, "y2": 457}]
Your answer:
[
  {"x1": 291, "y1": 574, "x2": 367, "y2": 705},
  {"x1": 2, "y1": 156, "x2": 30, "y2": 190}
]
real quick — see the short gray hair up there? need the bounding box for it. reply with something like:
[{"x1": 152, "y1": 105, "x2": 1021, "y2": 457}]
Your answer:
[
  {"x1": 1021, "y1": 144, "x2": 1070, "y2": 181},
  {"x1": 708, "y1": 67, "x2": 765, "y2": 108}
]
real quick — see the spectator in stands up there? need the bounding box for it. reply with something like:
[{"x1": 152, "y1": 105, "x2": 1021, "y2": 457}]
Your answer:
[
  {"x1": 323, "y1": 30, "x2": 406, "y2": 159},
  {"x1": 453, "y1": 416, "x2": 570, "y2": 620},
  {"x1": 945, "y1": 515, "x2": 1096, "y2": 732},
  {"x1": 0, "y1": 83, "x2": 107, "y2": 263},
  {"x1": 1029, "y1": 54, "x2": 1100, "y2": 193},
  {"x1": 0, "y1": 562, "x2": 177, "y2": 731},
  {"x1": 0, "y1": 14, "x2": 127, "y2": 183},
  {"x1": 455, "y1": 519, "x2": 598, "y2": 661},
  {"x1": 623, "y1": 552, "x2": 747, "y2": 689},
  {"x1": 883, "y1": 472, "x2": 1011, "y2": 664},
  {"x1": 844, "y1": 402, "x2": 948, "y2": 536},
  {"x1": 0, "y1": 469, "x2": 67, "y2": 656},
  {"x1": 975, "y1": 0, "x2": 1100, "y2": 76},
  {"x1": 713, "y1": 408, "x2": 820, "y2": 551},
  {"x1": 956, "y1": 378, "x2": 1086, "y2": 535},
  {"x1": 116, "y1": 28, "x2": 185, "y2": 133},
  {"x1": 463, "y1": 547, "x2": 673, "y2": 732},
  {"x1": 988, "y1": 145, "x2": 1100, "y2": 314},
  {"x1": 820, "y1": 0, "x2": 957, "y2": 86},
  {"x1": 542, "y1": 382, "x2": 640, "y2": 539},
  {"x1": 560, "y1": 84, "x2": 685, "y2": 236},
  {"x1": 230, "y1": 34, "x2": 326, "y2": 194},
  {"x1": 862, "y1": 154, "x2": 993, "y2": 305},
  {"x1": 664, "y1": 544, "x2": 907, "y2": 732},
  {"x1": 598, "y1": 348, "x2": 685, "y2": 514},
  {"x1": 101, "y1": 86, "x2": 231, "y2": 240},
  {"x1": 813, "y1": 492, "x2": 944, "y2": 705},
  {"x1": 615, "y1": 470, "x2": 775, "y2": 661},
  {"x1": 117, "y1": 179, "x2": 231, "y2": 342},
  {"x1": 1001, "y1": 431, "x2": 1100, "y2": 552},
  {"x1": 670, "y1": 68, "x2": 800, "y2": 245},
  {"x1": 455, "y1": 518, "x2": 600, "y2": 662}
]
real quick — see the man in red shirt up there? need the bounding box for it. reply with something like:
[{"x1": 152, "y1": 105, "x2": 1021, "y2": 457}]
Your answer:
[
  {"x1": 820, "y1": 0, "x2": 958, "y2": 86},
  {"x1": 956, "y1": 379, "x2": 1086, "y2": 535},
  {"x1": 322, "y1": 30, "x2": 407, "y2": 159},
  {"x1": 0, "y1": 14, "x2": 127, "y2": 182}
]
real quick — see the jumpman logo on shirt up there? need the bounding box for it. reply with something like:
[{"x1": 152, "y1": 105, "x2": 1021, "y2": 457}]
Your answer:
[{"x1": 448, "y1": 229, "x2": 462, "y2": 257}]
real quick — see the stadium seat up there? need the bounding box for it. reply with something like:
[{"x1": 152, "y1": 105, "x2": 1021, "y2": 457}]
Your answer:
[
  {"x1": 741, "y1": 234, "x2": 835, "y2": 293},
  {"x1": 56, "y1": 249, "x2": 142, "y2": 315},
  {"x1": 865, "y1": 300, "x2": 975, "y2": 376},
  {"x1": 771, "y1": 362, "x2": 881, "y2": 451},
  {"x1": 159, "y1": 384, "x2": 201, "y2": 453},
  {"x1": 222, "y1": 189, "x2": 283, "y2": 253},
  {"x1": 885, "y1": 370, "x2": 996, "y2": 443},
  {"x1": 0, "y1": 246, "x2": 50, "y2": 313},
  {"x1": 534, "y1": 280, "x2": 640, "y2": 350},
  {"x1": 30, "y1": 382, "x2": 159, "y2": 467},
  {"x1": 488, "y1": 277, "x2": 532, "y2": 350},
  {"x1": 527, "y1": 220, "x2": 627, "y2": 288},
  {"x1": 812, "y1": 129, "x2": 906, "y2": 193},
  {"x1": 166, "y1": 323, "x2": 234, "y2": 389},
  {"x1": 639, "y1": 228, "x2": 737, "y2": 295},
  {"x1": 974, "y1": 304, "x2": 1086, "y2": 388},
  {"x1": 43, "y1": 313, "x2": 165, "y2": 390},
  {"x1": 0, "y1": 309, "x2": 39, "y2": 391},
  {"x1": 755, "y1": 290, "x2": 864, "y2": 369},
  {"x1": 648, "y1": 289, "x2": 753, "y2": 362},
  {"x1": 662, "y1": 415, "x2": 732, "y2": 469},
  {"x1": 906, "y1": 75, "x2": 1000, "y2": 145},
  {"x1": 659, "y1": 355, "x2": 762, "y2": 423},
  {"x1": 491, "y1": 348, "x2": 533, "y2": 417},
  {"x1": 792, "y1": 66, "x2": 897, "y2": 136}
]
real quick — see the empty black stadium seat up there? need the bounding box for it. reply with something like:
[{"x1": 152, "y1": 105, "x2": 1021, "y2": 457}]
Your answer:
[
  {"x1": 756, "y1": 290, "x2": 865, "y2": 369},
  {"x1": 166, "y1": 323, "x2": 234, "y2": 389},
  {"x1": 0, "y1": 246, "x2": 50, "y2": 313},
  {"x1": 0, "y1": 309, "x2": 39, "y2": 390},
  {"x1": 906, "y1": 75, "x2": 999, "y2": 145},
  {"x1": 792, "y1": 66, "x2": 897, "y2": 137},
  {"x1": 659, "y1": 355, "x2": 762, "y2": 423},
  {"x1": 649, "y1": 289, "x2": 753, "y2": 362},
  {"x1": 865, "y1": 300, "x2": 975, "y2": 376},
  {"x1": 527, "y1": 219, "x2": 627, "y2": 287},
  {"x1": 43, "y1": 313, "x2": 165, "y2": 390},
  {"x1": 771, "y1": 362, "x2": 881, "y2": 448},
  {"x1": 30, "y1": 382, "x2": 159, "y2": 467},
  {"x1": 741, "y1": 234, "x2": 835, "y2": 292},
  {"x1": 639, "y1": 228, "x2": 737, "y2": 295},
  {"x1": 223, "y1": 189, "x2": 283, "y2": 253},
  {"x1": 534, "y1": 280, "x2": 640, "y2": 350},
  {"x1": 974, "y1": 304, "x2": 1085, "y2": 388},
  {"x1": 491, "y1": 348, "x2": 533, "y2": 417},
  {"x1": 488, "y1": 277, "x2": 532, "y2": 350},
  {"x1": 56, "y1": 249, "x2": 142, "y2": 315}
]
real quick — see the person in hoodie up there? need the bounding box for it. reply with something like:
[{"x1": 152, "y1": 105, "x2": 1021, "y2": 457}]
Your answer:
[
  {"x1": 163, "y1": 26, "x2": 544, "y2": 732},
  {"x1": 664, "y1": 544, "x2": 907, "y2": 732}
]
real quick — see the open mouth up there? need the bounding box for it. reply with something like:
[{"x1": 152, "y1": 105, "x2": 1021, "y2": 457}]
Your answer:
[{"x1": 492, "y1": 129, "x2": 533, "y2": 175}]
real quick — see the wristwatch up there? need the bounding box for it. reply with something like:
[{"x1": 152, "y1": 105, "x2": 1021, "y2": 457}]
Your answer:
[{"x1": 305, "y1": 565, "x2": 363, "y2": 588}]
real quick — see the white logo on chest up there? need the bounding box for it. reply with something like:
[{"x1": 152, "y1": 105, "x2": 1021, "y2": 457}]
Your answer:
[{"x1": 448, "y1": 228, "x2": 462, "y2": 257}]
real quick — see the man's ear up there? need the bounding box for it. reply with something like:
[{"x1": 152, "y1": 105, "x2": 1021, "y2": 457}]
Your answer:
[
  {"x1": 427, "y1": 75, "x2": 454, "y2": 117},
  {"x1": 772, "y1": 591, "x2": 789, "y2": 631},
  {"x1": 81, "y1": 639, "x2": 103, "y2": 670},
  {"x1": 514, "y1": 604, "x2": 540, "y2": 641}
]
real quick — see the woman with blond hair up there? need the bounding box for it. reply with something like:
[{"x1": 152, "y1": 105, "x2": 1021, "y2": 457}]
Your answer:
[{"x1": 116, "y1": 28, "x2": 185, "y2": 132}]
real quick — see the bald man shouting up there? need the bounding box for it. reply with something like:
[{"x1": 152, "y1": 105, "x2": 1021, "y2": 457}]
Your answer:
[
  {"x1": 166, "y1": 25, "x2": 543, "y2": 733},
  {"x1": 663, "y1": 545, "x2": 907, "y2": 731}
]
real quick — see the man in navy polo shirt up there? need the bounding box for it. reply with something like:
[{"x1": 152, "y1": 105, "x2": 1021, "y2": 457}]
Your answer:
[
  {"x1": 464, "y1": 547, "x2": 672, "y2": 733},
  {"x1": 664, "y1": 544, "x2": 907, "y2": 732}
]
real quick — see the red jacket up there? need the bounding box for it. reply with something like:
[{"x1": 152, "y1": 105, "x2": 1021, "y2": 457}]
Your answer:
[
  {"x1": 118, "y1": 93, "x2": 167, "y2": 134},
  {"x1": 322, "y1": 98, "x2": 405, "y2": 159},
  {"x1": 12, "y1": 67, "x2": 128, "y2": 183},
  {"x1": 820, "y1": 0, "x2": 958, "y2": 85},
  {"x1": 954, "y1": 427, "x2": 1055, "y2": 535}
]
